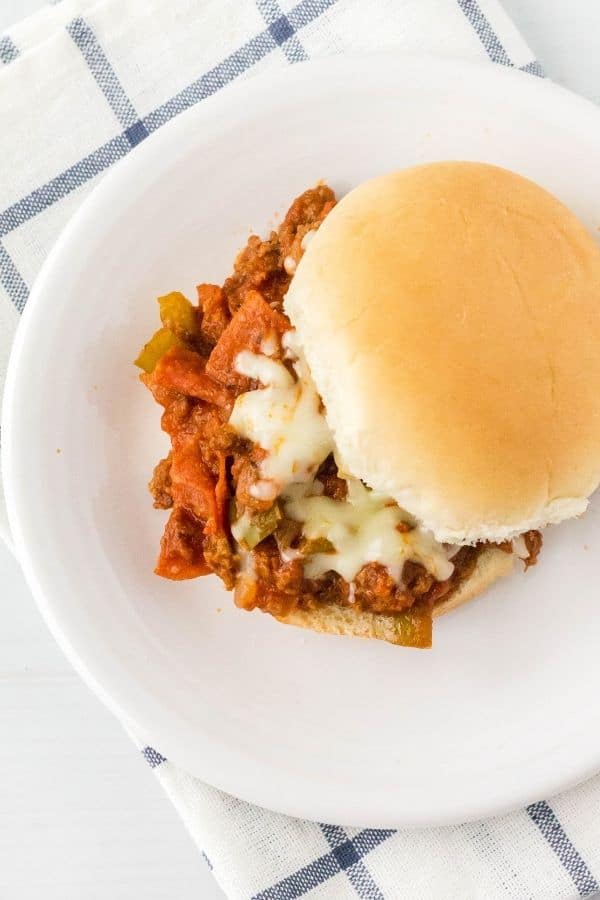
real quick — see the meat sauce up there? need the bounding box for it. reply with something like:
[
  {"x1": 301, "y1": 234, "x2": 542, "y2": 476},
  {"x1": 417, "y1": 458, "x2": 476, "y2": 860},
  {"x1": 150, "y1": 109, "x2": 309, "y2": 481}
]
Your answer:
[{"x1": 140, "y1": 185, "x2": 542, "y2": 623}]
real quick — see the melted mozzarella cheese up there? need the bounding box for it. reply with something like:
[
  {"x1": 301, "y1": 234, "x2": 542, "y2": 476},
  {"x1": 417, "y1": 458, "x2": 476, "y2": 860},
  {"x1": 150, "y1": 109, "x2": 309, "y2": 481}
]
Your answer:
[
  {"x1": 229, "y1": 343, "x2": 333, "y2": 492},
  {"x1": 260, "y1": 331, "x2": 279, "y2": 357},
  {"x1": 284, "y1": 477, "x2": 454, "y2": 583},
  {"x1": 229, "y1": 329, "x2": 455, "y2": 585}
]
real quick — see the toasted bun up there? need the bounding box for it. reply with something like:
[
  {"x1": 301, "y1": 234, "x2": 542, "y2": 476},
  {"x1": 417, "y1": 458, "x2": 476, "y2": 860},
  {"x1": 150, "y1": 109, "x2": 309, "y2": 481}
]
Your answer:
[
  {"x1": 285, "y1": 163, "x2": 600, "y2": 544},
  {"x1": 276, "y1": 548, "x2": 514, "y2": 645}
]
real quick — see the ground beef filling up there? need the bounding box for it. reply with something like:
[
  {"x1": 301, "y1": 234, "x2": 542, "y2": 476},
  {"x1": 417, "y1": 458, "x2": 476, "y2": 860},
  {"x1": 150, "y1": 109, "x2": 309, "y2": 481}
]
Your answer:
[{"x1": 143, "y1": 184, "x2": 542, "y2": 620}]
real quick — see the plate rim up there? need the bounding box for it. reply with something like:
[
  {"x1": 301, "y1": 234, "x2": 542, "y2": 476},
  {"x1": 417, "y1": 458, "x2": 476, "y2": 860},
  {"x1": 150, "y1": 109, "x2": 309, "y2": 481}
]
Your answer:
[{"x1": 4, "y1": 53, "x2": 600, "y2": 828}]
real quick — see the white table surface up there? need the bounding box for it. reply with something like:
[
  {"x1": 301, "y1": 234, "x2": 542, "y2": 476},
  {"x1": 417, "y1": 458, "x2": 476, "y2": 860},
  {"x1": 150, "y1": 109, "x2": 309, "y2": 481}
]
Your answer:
[{"x1": 2, "y1": 2, "x2": 600, "y2": 898}]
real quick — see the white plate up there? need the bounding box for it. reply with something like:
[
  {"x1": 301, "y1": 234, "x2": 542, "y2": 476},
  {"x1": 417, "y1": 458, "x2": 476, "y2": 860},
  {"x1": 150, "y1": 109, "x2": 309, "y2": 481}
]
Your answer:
[{"x1": 5, "y1": 55, "x2": 600, "y2": 829}]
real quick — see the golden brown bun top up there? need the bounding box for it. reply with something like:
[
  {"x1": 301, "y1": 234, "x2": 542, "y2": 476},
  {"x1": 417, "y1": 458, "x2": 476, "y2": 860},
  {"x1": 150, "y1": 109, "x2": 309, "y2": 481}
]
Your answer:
[{"x1": 285, "y1": 163, "x2": 600, "y2": 543}]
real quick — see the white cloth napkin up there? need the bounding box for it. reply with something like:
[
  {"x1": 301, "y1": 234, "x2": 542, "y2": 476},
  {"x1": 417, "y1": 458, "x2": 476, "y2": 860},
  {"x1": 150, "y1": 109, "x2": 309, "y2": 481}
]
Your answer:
[{"x1": 1, "y1": 1, "x2": 599, "y2": 898}]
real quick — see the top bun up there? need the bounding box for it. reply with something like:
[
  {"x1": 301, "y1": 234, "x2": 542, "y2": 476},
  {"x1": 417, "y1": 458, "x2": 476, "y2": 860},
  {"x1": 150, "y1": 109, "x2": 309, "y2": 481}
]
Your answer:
[{"x1": 284, "y1": 163, "x2": 600, "y2": 544}]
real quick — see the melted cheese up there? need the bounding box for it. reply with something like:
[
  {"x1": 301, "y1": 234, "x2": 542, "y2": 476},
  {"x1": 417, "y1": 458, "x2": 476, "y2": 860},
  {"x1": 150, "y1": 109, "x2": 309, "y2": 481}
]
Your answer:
[
  {"x1": 284, "y1": 477, "x2": 454, "y2": 583},
  {"x1": 260, "y1": 331, "x2": 279, "y2": 357},
  {"x1": 249, "y1": 480, "x2": 277, "y2": 501},
  {"x1": 229, "y1": 342, "x2": 333, "y2": 492},
  {"x1": 283, "y1": 255, "x2": 297, "y2": 275},
  {"x1": 229, "y1": 329, "x2": 455, "y2": 585}
]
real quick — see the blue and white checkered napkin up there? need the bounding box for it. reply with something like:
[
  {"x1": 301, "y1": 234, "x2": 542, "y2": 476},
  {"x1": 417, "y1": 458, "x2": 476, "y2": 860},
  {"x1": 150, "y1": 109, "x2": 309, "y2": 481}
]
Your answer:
[{"x1": 1, "y1": 1, "x2": 599, "y2": 898}]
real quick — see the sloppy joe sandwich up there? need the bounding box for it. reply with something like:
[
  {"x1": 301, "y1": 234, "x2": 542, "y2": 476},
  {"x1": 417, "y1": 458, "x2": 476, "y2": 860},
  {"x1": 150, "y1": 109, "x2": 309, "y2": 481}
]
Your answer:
[{"x1": 136, "y1": 162, "x2": 600, "y2": 647}]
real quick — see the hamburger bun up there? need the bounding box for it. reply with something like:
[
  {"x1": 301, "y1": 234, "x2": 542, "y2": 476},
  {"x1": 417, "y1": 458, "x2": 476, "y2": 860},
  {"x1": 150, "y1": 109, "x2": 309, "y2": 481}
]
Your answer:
[{"x1": 284, "y1": 162, "x2": 600, "y2": 545}]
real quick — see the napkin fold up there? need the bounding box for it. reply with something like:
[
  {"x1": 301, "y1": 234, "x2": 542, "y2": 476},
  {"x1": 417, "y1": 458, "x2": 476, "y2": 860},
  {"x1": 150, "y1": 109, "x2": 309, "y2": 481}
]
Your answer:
[{"x1": 1, "y1": 1, "x2": 599, "y2": 898}]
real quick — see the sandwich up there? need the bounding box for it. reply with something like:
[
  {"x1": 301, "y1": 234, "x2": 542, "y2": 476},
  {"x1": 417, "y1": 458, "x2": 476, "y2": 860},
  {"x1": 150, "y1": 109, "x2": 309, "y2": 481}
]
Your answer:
[{"x1": 136, "y1": 162, "x2": 600, "y2": 647}]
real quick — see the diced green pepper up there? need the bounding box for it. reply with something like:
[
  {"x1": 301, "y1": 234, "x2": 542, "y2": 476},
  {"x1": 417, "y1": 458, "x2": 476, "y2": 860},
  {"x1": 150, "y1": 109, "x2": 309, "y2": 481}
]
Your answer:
[
  {"x1": 299, "y1": 536, "x2": 335, "y2": 555},
  {"x1": 240, "y1": 522, "x2": 265, "y2": 551},
  {"x1": 134, "y1": 327, "x2": 180, "y2": 373},
  {"x1": 255, "y1": 504, "x2": 283, "y2": 533},
  {"x1": 393, "y1": 611, "x2": 432, "y2": 649},
  {"x1": 158, "y1": 291, "x2": 198, "y2": 340},
  {"x1": 232, "y1": 503, "x2": 282, "y2": 550},
  {"x1": 275, "y1": 517, "x2": 302, "y2": 551}
]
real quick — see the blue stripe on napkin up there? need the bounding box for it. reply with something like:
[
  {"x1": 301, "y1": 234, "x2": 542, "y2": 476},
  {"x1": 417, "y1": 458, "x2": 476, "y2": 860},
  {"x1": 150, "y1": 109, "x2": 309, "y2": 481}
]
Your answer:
[
  {"x1": 142, "y1": 0, "x2": 337, "y2": 132},
  {"x1": 527, "y1": 801, "x2": 599, "y2": 897},
  {"x1": 0, "y1": 0, "x2": 337, "y2": 243},
  {"x1": 0, "y1": 243, "x2": 28, "y2": 312},
  {"x1": 320, "y1": 824, "x2": 385, "y2": 899},
  {"x1": 520, "y1": 59, "x2": 544, "y2": 76},
  {"x1": 141, "y1": 746, "x2": 167, "y2": 768},
  {"x1": 0, "y1": 35, "x2": 18, "y2": 64},
  {"x1": 0, "y1": 134, "x2": 132, "y2": 238},
  {"x1": 0, "y1": 0, "x2": 545, "y2": 312},
  {"x1": 141, "y1": 731, "x2": 600, "y2": 900},
  {"x1": 253, "y1": 828, "x2": 394, "y2": 899},
  {"x1": 0, "y1": 0, "x2": 338, "y2": 308},
  {"x1": 67, "y1": 17, "x2": 149, "y2": 146},
  {"x1": 456, "y1": 0, "x2": 512, "y2": 65},
  {"x1": 255, "y1": 0, "x2": 310, "y2": 62}
]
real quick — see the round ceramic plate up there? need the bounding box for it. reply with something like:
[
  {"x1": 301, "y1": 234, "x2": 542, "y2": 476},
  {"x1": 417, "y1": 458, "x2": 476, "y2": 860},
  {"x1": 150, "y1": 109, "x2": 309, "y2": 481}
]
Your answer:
[{"x1": 5, "y1": 55, "x2": 600, "y2": 828}]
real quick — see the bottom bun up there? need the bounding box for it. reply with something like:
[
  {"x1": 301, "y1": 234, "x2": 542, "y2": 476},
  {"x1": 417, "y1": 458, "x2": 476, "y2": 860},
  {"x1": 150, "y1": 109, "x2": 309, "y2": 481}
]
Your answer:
[
  {"x1": 275, "y1": 549, "x2": 515, "y2": 647},
  {"x1": 432, "y1": 547, "x2": 515, "y2": 618}
]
